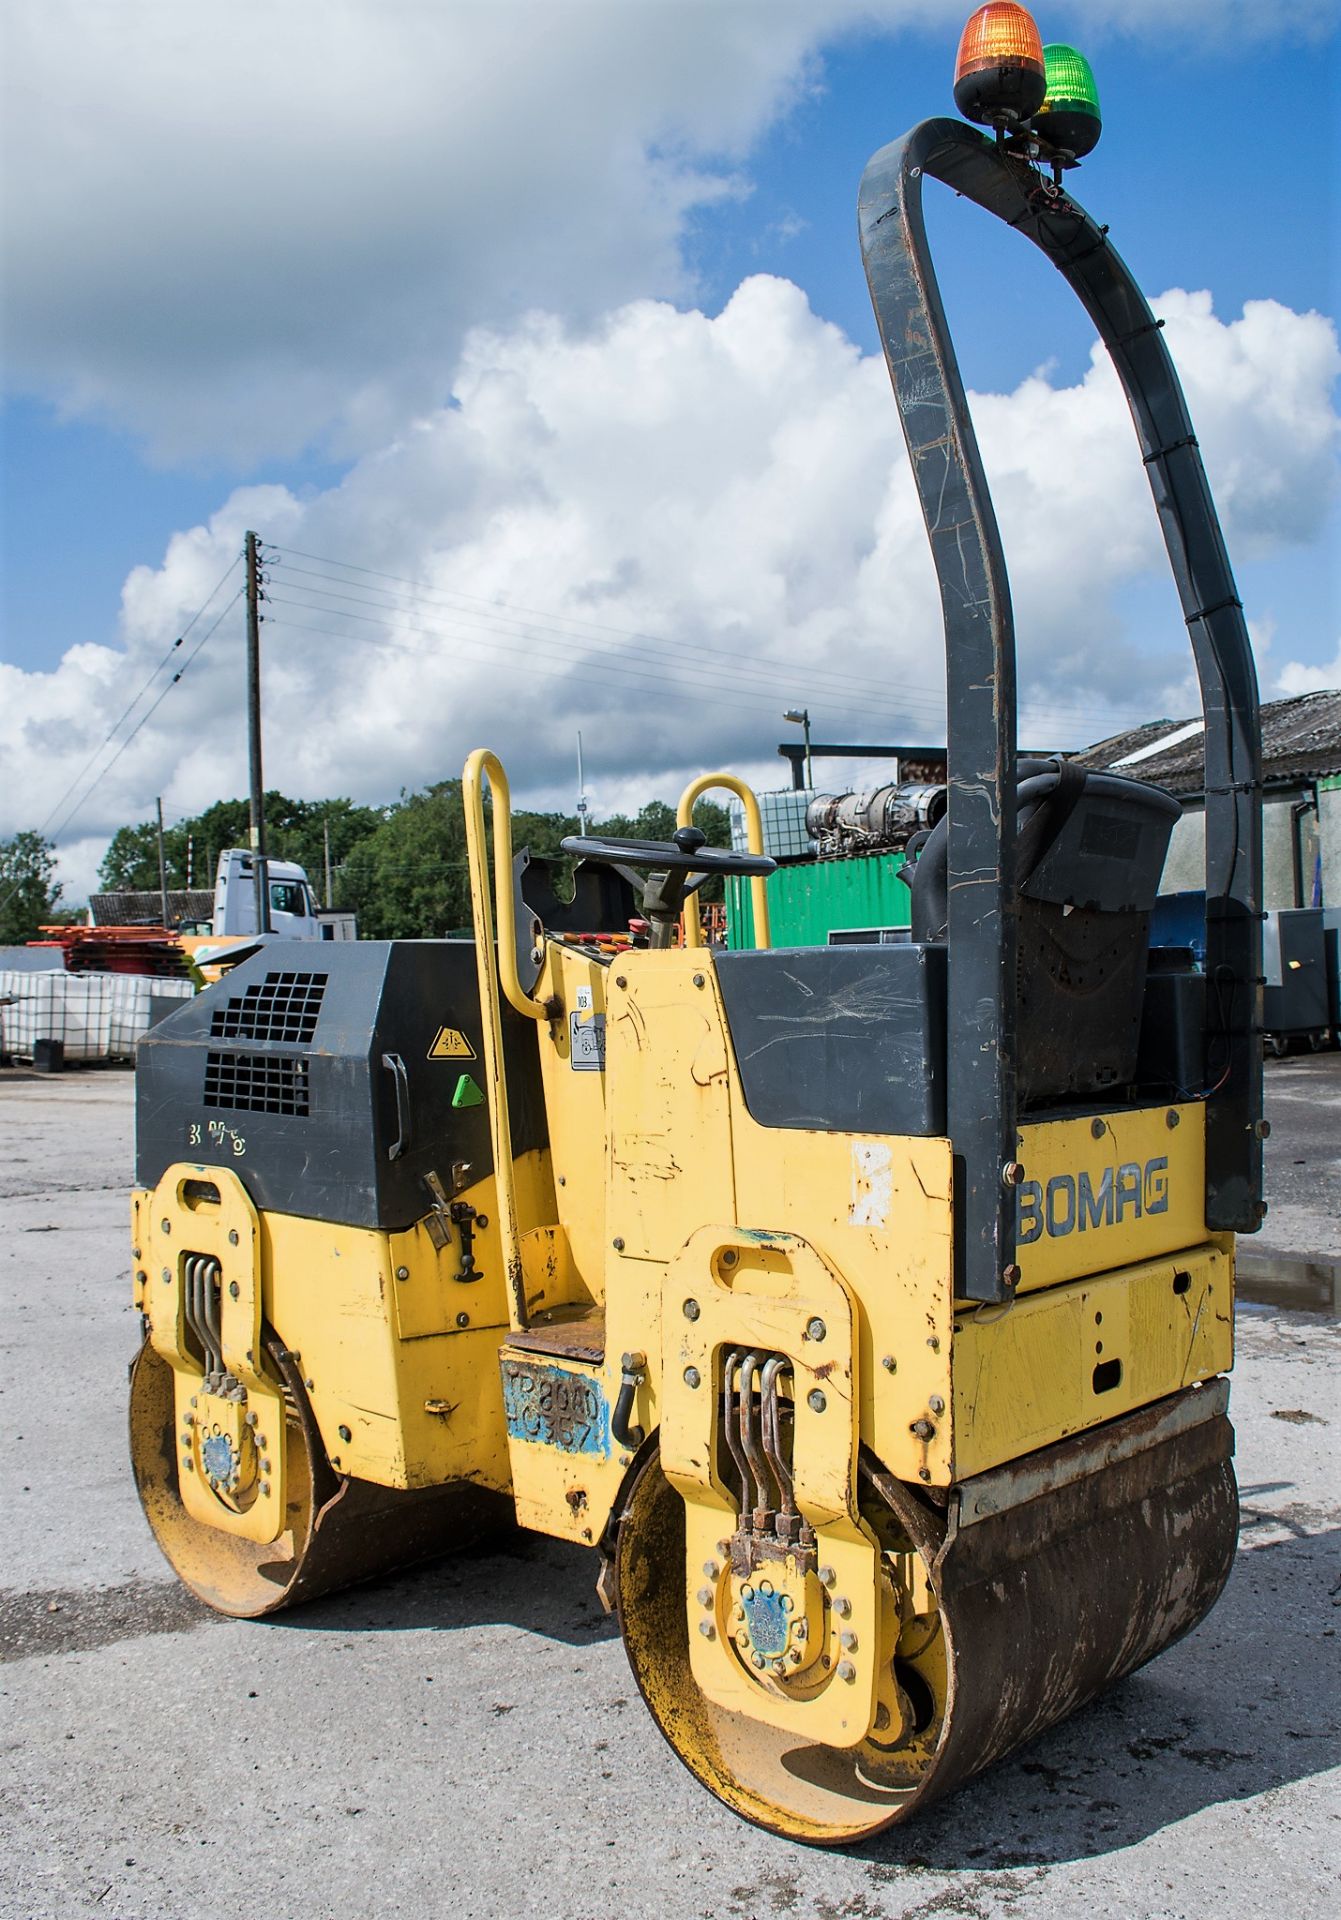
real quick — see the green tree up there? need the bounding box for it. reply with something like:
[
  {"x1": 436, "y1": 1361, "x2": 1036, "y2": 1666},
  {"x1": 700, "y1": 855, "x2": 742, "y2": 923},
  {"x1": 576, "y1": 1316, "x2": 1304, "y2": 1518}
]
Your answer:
[
  {"x1": 0, "y1": 832, "x2": 63, "y2": 944},
  {"x1": 98, "y1": 793, "x2": 384, "y2": 898},
  {"x1": 338, "y1": 783, "x2": 473, "y2": 938},
  {"x1": 94, "y1": 784, "x2": 730, "y2": 940}
]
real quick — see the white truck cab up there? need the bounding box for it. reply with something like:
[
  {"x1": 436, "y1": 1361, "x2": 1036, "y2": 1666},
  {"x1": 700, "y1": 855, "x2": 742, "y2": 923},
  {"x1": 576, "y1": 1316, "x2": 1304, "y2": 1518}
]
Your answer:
[{"x1": 213, "y1": 850, "x2": 323, "y2": 940}]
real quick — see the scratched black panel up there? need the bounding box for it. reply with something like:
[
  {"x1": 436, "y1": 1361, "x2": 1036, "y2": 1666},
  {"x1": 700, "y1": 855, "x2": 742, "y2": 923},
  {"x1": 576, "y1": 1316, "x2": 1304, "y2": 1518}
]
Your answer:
[
  {"x1": 717, "y1": 946, "x2": 946, "y2": 1136},
  {"x1": 135, "y1": 940, "x2": 546, "y2": 1231}
]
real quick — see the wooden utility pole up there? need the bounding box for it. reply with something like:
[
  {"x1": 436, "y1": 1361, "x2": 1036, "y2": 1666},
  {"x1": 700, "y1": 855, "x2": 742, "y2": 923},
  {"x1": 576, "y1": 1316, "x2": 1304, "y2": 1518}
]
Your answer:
[
  {"x1": 244, "y1": 531, "x2": 271, "y2": 933},
  {"x1": 323, "y1": 816, "x2": 334, "y2": 908},
  {"x1": 155, "y1": 796, "x2": 170, "y2": 930}
]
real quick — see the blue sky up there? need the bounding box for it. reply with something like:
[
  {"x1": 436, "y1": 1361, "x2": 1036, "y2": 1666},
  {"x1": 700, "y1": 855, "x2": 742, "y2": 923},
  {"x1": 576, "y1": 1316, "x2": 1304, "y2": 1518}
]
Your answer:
[{"x1": 1, "y1": 2, "x2": 1338, "y2": 892}]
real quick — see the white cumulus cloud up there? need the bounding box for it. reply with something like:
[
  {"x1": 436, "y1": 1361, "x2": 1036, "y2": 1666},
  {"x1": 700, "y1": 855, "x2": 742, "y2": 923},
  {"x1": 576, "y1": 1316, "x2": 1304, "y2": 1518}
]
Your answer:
[
  {"x1": 3, "y1": 275, "x2": 1335, "y2": 904},
  {"x1": 3, "y1": 0, "x2": 1335, "y2": 463}
]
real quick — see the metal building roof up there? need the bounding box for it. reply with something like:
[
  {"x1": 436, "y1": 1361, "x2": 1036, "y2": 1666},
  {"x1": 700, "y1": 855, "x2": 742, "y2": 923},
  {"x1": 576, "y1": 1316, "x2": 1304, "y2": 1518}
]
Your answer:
[{"x1": 1071, "y1": 689, "x2": 1341, "y2": 795}]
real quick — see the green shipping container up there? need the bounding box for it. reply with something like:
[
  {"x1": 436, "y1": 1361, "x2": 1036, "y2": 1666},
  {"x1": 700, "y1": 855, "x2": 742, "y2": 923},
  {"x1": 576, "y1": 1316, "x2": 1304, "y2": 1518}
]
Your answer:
[{"x1": 725, "y1": 852, "x2": 909, "y2": 949}]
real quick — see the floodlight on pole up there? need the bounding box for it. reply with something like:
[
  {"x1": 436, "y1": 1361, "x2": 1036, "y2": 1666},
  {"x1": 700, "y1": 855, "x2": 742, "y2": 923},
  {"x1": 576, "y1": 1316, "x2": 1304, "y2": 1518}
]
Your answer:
[{"x1": 783, "y1": 707, "x2": 813, "y2": 789}]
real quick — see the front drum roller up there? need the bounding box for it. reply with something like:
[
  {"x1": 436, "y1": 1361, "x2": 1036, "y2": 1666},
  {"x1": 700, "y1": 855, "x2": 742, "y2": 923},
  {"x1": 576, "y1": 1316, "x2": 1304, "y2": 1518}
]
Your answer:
[
  {"x1": 615, "y1": 1392, "x2": 1238, "y2": 1844},
  {"x1": 129, "y1": 1333, "x2": 503, "y2": 1618}
]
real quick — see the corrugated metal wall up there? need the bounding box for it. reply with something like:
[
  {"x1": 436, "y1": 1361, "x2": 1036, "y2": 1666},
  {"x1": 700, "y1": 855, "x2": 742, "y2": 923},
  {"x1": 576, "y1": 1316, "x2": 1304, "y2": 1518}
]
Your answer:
[{"x1": 725, "y1": 852, "x2": 909, "y2": 948}]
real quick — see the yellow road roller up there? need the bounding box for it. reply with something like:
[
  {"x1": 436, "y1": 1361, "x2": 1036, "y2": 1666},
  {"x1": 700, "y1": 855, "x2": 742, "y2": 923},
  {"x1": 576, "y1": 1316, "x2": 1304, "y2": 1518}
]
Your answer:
[{"x1": 129, "y1": 8, "x2": 1264, "y2": 1843}]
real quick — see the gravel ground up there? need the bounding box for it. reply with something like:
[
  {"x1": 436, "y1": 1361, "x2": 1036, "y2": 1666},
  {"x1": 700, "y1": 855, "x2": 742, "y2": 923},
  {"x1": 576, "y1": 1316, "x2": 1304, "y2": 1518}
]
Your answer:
[
  {"x1": 1, "y1": 1069, "x2": 1337, "y2": 1920},
  {"x1": 1256, "y1": 1052, "x2": 1341, "y2": 1260}
]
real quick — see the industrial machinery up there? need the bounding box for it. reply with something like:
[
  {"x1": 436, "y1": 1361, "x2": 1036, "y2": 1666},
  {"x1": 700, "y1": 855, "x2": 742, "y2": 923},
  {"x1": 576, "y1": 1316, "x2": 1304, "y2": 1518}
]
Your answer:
[{"x1": 128, "y1": 5, "x2": 1263, "y2": 1843}]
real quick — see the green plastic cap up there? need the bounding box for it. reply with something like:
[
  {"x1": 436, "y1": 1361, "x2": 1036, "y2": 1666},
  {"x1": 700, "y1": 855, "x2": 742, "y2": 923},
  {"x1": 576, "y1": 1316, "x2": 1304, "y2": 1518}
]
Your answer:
[{"x1": 1041, "y1": 43, "x2": 1100, "y2": 117}]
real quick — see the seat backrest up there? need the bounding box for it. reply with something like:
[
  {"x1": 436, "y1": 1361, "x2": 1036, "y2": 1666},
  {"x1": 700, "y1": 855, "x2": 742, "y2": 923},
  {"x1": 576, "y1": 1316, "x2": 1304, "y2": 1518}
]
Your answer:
[{"x1": 910, "y1": 762, "x2": 1182, "y2": 1103}]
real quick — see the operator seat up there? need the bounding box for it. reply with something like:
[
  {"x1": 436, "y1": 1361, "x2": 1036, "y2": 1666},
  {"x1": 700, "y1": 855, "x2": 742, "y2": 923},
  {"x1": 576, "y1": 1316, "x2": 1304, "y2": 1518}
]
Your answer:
[{"x1": 908, "y1": 758, "x2": 1181, "y2": 1103}]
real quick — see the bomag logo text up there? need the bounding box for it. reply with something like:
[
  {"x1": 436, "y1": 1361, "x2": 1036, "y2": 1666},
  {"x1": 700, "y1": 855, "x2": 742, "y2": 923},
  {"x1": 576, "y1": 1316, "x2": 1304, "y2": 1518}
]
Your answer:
[{"x1": 1018, "y1": 1157, "x2": 1169, "y2": 1244}]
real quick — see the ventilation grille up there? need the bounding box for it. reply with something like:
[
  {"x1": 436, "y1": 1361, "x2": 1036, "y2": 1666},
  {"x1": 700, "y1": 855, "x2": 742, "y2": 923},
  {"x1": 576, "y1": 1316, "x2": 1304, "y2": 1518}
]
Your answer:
[
  {"x1": 204, "y1": 1050, "x2": 310, "y2": 1116},
  {"x1": 210, "y1": 970, "x2": 328, "y2": 1044}
]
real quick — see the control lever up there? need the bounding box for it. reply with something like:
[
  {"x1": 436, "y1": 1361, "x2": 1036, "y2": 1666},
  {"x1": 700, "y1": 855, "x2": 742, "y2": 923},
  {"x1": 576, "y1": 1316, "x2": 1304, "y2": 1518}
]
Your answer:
[
  {"x1": 421, "y1": 1170, "x2": 484, "y2": 1283},
  {"x1": 449, "y1": 1200, "x2": 484, "y2": 1283}
]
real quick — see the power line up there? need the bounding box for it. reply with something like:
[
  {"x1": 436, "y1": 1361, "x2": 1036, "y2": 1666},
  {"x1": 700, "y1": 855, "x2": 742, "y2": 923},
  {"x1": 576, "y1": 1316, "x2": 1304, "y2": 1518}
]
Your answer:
[
  {"x1": 265, "y1": 588, "x2": 1113, "y2": 747},
  {"x1": 2, "y1": 564, "x2": 244, "y2": 922},
  {"x1": 264, "y1": 606, "x2": 898, "y2": 733},
  {"x1": 25, "y1": 554, "x2": 243, "y2": 844},
  {"x1": 269, "y1": 545, "x2": 1158, "y2": 732},
  {"x1": 42, "y1": 588, "x2": 243, "y2": 850}
]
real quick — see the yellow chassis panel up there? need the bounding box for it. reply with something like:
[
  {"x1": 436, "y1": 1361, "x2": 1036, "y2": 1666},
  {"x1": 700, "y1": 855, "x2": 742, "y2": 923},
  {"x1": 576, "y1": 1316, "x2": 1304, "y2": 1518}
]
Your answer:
[
  {"x1": 133, "y1": 1160, "x2": 531, "y2": 1496},
  {"x1": 951, "y1": 1238, "x2": 1233, "y2": 1478}
]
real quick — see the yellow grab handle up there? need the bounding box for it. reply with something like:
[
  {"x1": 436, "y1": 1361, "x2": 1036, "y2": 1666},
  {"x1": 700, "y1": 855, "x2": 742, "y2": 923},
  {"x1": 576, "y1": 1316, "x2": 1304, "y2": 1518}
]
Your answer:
[
  {"x1": 462, "y1": 748, "x2": 549, "y2": 1332},
  {"x1": 678, "y1": 773, "x2": 771, "y2": 951},
  {"x1": 463, "y1": 749, "x2": 551, "y2": 1023}
]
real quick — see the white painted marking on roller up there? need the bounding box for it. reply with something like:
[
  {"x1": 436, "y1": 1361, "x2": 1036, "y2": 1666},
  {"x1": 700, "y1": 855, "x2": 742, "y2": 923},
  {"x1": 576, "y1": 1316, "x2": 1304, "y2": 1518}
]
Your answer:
[{"x1": 850, "y1": 1141, "x2": 893, "y2": 1226}]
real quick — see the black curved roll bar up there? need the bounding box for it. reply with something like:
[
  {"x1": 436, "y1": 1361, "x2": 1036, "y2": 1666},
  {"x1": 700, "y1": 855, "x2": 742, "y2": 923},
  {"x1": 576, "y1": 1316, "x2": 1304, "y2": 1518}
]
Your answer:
[{"x1": 858, "y1": 118, "x2": 1262, "y2": 1303}]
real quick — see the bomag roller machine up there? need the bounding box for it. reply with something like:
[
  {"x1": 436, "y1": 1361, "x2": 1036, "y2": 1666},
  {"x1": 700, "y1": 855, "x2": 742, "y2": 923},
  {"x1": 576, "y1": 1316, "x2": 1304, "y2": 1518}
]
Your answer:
[{"x1": 128, "y1": 6, "x2": 1265, "y2": 1844}]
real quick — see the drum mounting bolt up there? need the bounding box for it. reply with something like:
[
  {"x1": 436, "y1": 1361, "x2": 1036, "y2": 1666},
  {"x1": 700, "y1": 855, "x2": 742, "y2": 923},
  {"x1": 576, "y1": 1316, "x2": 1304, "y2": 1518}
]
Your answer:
[
  {"x1": 696, "y1": 1587, "x2": 713, "y2": 1608},
  {"x1": 698, "y1": 1621, "x2": 715, "y2": 1640},
  {"x1": 807, "y1": 1389, "x2": 826, "y2": 1413},
  {"x1": 683, "y1": 1366, "x2": 701, "y2": 1389},
  {"x1": 805, "y1": 1317, "x2": 826, "y2": 1343},
  {"x1": 837, "y1": 1661, "x2": 857, "y2": 1683},
  {"x1": 832, "y1": 1596, "x2": 851, "y2": 1619}
]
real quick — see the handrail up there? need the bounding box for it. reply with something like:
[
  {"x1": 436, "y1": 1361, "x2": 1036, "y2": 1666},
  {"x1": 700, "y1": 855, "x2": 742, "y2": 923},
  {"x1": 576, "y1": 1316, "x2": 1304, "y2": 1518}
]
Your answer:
[
  {"x1": 678, "y1": 773, "x2": 772, "y2": 950},
  {"x1": 462, "y1": 749, "x2": 551, "y2": 1024},
  {"x1": 462, "y1": 748, "x2": 548, "y2": 1333}
]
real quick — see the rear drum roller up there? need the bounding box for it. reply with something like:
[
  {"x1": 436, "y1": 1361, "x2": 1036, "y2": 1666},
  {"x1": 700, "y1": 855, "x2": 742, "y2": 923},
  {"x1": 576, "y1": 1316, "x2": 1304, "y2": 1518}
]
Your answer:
[
  {"x1": 130, "y1": 1333, "x2": 504, "y2": 1618},
  {"x1": 615, "y1": 1398, "x2": 1237, "y2": 1844}
]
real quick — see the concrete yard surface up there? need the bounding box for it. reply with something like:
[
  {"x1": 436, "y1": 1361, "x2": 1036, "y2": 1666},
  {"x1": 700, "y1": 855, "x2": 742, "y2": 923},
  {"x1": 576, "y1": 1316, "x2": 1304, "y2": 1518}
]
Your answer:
[{"x1": 1, "y1": 1070, "x2": 1338, "y2": 1920}]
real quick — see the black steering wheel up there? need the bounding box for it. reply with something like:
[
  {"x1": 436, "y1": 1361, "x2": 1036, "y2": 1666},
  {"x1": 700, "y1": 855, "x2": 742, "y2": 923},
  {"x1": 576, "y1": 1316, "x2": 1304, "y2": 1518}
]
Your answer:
[{"x1": 560, "y1": 827, "x2": 775, "y2": 947}]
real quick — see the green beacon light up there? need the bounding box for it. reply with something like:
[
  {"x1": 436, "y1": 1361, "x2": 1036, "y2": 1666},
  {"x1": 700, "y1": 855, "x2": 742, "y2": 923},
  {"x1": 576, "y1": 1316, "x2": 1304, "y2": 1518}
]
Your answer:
[{"x1": 1034, "y1": 43, "x2": 1102, "y2": 159}]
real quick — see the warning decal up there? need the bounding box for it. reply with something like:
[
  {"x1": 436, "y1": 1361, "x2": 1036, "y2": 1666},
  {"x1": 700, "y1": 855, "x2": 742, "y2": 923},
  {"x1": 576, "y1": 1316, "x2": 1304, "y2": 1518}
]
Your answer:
[{"x1": 428, "y1": 1026, "x2": 475, "y2": 1060}]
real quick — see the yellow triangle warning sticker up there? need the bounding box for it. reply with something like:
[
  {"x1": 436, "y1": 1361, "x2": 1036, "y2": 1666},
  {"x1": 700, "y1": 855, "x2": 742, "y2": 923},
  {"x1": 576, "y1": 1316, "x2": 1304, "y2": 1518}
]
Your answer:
[{"x1": 428, "y1": 1026, "x2": 475, "y2": 1060}]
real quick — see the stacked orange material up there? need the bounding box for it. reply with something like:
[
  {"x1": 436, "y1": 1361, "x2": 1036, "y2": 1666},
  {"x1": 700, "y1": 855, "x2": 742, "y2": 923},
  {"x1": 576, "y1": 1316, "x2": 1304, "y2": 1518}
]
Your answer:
[{"x1": 53, "y1": 926, "x2": 193, "y2": 978}]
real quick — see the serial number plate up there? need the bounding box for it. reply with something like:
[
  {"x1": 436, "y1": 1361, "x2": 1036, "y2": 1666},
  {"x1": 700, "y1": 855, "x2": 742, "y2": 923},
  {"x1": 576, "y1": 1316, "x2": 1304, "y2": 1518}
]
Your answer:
[{"x1": 501, "y1": 1361, "x2": 610, "y2": 1456}]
